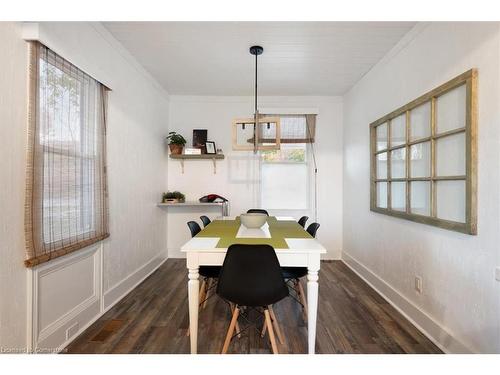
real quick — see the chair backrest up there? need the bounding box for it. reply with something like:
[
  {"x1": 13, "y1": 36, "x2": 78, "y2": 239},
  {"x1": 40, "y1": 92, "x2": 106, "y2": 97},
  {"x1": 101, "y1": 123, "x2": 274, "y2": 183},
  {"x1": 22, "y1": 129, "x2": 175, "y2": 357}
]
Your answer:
[
  {"x1": 200, "y1": 215, "x2": 211, "y2": 227},
  {"x1": 306, "y1": 222, "x2": 320, "y2": 238},
  {"x1": 216, "y1": 244, "x2": 288, "y2": 307},
  {"x1": 187, "y1": 221, "x2": 202, "y2": 238},
  {"x1": 246, "y1": 209, "x2": 269, "y2": 216},
  {"x1": 298, "y1": 216, "x2": 309, "y2": 228}
]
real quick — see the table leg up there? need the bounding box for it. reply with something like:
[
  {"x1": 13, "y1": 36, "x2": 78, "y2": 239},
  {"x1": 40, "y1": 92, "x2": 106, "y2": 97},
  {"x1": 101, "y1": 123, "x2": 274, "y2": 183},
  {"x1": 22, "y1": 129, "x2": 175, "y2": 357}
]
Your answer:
[
  {"x1": 188, "y1": 267, "x2": 199, "y2": 354},
  {"x1": 307, "y1": 269, "x2": 319, "y2": 354}
]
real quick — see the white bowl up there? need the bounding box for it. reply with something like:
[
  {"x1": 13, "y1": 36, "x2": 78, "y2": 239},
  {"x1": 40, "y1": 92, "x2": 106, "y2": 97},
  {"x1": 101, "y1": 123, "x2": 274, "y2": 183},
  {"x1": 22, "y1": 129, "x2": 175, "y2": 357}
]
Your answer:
[{"x1": 240, "y1": 213, "x2": 267, "y2": 228}]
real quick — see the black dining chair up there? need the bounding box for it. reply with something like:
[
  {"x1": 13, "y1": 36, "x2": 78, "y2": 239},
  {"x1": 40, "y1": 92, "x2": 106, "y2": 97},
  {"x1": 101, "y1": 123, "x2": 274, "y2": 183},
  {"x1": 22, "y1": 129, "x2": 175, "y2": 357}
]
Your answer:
[
  {"x1": 297, "y1": 216, "x2": 309, "y2": 228},
  {"x1": 200, "y1": 215, "x2": 211, "y2": 227},
  {"x1": 281, "y1": 222, "x2": 321, "y2": 321},
  {"x1": 217, "y1": 244, "x2": 289, "y2": 354},
  {"x1": 186, "y1": 221, "x2": 221, "y2": 311},
  {"x1": 306, "y1": 222, "x2": 321, "y2": 238},
  {"x1": 246, "y1": 209, "x2": 269, "y2": 216}
]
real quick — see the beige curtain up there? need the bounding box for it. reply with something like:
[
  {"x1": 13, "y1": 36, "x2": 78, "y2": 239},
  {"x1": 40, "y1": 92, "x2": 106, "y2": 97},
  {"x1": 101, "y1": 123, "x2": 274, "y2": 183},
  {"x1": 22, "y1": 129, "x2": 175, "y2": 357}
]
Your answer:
[
  {"x1": 24, "y1": 42, "x2": 109, "y2": 268},
  {"x1": 261, "y1": 114, "x2": 316, "y2": 143}
]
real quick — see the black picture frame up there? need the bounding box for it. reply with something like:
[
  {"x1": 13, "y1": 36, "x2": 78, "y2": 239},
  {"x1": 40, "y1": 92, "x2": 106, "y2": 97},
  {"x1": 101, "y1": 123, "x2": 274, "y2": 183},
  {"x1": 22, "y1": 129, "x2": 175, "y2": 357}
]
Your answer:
[
  {"x1": 193, "y1": 129, "x2": 208, "y2": 152},
  {"x1": 205, "y1": 141, "x2": 216, "y2": 154}
]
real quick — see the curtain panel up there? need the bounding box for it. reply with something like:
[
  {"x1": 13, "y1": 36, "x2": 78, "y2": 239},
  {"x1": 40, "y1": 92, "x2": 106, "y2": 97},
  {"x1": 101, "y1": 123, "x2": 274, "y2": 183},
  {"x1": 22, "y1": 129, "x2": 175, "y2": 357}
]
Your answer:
[{"x1": 24, "y1": 41, "x2": 109, "y2": 267}]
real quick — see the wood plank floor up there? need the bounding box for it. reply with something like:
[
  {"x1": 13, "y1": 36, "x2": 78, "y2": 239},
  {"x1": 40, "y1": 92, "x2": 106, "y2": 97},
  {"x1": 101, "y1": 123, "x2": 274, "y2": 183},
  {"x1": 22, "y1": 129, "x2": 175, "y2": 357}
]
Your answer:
[{"x1": 65, "y1": 259, "x2": 442, "y2": 354}]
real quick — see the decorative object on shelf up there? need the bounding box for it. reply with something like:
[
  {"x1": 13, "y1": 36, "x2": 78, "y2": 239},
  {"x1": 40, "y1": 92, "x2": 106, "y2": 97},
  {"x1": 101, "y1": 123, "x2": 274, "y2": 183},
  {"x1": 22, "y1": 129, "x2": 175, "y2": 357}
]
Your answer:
[
  {"x1": 162, "y1": 191, "x2": 186, "y2": 203},
  {"x1": 232, "y1": 45, "x2": 281, "y2": 153},
  {"x1": 193, "y1": 129, "x2": 208, "y2": 152},
  {"x1": 184, "y1": 147, "x2": 202, "y2": 155},
  {"x1": 199, "y1": 194, "x2": 228, "y2": 203},
  {"x1": 166, "y1": 132, "x2": 187, "y2": 155},
  {"x1": 205, "y1": 141, "x2": 216, "y2": 154}
]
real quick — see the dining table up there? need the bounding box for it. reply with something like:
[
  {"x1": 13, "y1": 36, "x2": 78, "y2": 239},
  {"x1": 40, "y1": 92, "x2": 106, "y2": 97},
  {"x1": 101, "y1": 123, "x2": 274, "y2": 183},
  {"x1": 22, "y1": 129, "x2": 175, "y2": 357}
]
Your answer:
[{"x1": 181, "y1": 215, "x2": 327, "y2": 354}]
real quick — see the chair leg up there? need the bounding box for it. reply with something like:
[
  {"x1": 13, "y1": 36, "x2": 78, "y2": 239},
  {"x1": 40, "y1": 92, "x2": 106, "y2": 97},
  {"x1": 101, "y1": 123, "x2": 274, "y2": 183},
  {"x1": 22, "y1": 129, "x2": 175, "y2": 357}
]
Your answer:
[
  {"x1": 198, "y1": 279, "x2": 207, "y2": 305},
  {"x1": 230, "y1": 303, "x2": 242, "y2": 338},
  {"x1": 221, "y1": 307, "x2": 240, "y2": 354},
  {"x1": 269, "y1": 305, "x2": 285, "y2": 345},
  {"x1": 202, "y1": 278, "x2": 212, "y2": 309},
  {"x1": 296, "y1": 279, "x2": 308, "y2": 319},
  {"x1": 264, "y1": 309, "x2": 278, "y2": 354}
]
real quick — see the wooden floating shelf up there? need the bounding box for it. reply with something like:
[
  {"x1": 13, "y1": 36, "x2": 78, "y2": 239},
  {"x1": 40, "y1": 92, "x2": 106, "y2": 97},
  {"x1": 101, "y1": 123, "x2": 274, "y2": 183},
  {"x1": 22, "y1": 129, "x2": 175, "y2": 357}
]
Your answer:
[
  {"x1": 157, "y1": 201, "x2": 226, "y2": 216},
  {"x1": 157, "y1": 201, "x2": 224, "y2": 207},
  {"x1": 169, "y1": 153, "x2": 225, "y2": 174},
  {"x1": 169, "y1": 153, "x2": 224, "y2": 160}
]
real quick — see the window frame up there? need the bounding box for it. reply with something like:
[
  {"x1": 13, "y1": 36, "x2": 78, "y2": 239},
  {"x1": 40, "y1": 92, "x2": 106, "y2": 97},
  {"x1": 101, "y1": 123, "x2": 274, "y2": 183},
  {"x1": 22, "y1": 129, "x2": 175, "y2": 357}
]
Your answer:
[
  {"x1": 259, "y1": 115, "x2": 312, "y2": 211},
  {"x1": 24, "y1": 41, "x2": 109, "y2": 268},
  {"x1": 369, "y1": 69, "x2": 477, "y2": 235}
]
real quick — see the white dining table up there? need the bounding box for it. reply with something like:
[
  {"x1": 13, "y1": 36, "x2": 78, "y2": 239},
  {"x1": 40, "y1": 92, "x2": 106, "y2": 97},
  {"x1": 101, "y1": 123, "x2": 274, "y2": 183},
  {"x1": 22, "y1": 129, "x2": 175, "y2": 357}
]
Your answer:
[{"x1": 181, "y1": 216, "x2": 326, "y2": 354}]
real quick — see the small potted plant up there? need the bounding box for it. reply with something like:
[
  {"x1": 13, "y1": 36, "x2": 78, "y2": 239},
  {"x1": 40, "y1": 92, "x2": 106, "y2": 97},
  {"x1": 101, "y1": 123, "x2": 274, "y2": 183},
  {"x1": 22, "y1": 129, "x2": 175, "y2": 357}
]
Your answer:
[
  {"x1": 162, "y1": 191, "x2": 186, "y2": 203},
  {"x1": 166, "y1": 131, "x2": 187, "y2": 155}
]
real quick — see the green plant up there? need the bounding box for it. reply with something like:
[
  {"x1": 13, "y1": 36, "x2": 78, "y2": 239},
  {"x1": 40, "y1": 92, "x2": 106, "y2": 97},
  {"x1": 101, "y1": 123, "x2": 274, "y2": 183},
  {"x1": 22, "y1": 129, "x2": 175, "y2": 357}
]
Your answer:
[
  {"x1": 162, "y1": 191, "x2": 186, "y2": 202},
  {"x1": 166, "y1": 132, "x2": 187, "y2": 145}
]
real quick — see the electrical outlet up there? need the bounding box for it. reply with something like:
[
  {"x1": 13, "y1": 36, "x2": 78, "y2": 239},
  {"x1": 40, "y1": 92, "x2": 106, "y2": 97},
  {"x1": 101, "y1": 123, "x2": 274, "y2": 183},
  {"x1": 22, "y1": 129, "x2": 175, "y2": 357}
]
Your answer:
[
  {"x1": 414, "y1": 276, "x2": 423, "y2": 294},
  {"x1": 495, "y1": 267, "x2": 500, "y2": 282}
]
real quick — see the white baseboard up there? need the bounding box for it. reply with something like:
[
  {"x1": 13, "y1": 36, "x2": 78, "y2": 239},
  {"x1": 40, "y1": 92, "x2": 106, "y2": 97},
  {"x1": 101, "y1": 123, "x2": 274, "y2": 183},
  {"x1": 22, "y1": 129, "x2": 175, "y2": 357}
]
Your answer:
[
  {"x1": 103, "y1": 252, "x2": 167, "y2": 310},
  {"x1": 167, "y1": 248, "x2": 185, "y2": 259},
  {"x1": 341, "y1": 251, "x2": 473, "y2": 354}
]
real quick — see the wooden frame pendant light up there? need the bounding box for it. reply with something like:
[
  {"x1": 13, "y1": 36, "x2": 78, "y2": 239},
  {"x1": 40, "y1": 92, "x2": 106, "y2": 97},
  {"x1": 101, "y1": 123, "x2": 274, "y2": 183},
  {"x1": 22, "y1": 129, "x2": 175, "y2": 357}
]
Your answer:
[{"x1": 232, "y1": 46, "x2": 280, "y2": 152}]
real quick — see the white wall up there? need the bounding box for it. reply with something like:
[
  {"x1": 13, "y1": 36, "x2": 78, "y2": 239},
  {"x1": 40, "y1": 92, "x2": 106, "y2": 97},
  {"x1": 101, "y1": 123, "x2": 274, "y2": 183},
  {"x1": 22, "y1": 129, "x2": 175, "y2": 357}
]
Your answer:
[
  {"x1": 0, "y1": 22, "x2": 170, "y2": 351},
  {"x1": 343, "y1": 22, "x2": 500, "y2": 353},
  {"x1": 0, "y1": 22, "x2": 29, "y2": 351},
  {"x1": 166, "y1": 96, "x2": 343, "y2": 260}
]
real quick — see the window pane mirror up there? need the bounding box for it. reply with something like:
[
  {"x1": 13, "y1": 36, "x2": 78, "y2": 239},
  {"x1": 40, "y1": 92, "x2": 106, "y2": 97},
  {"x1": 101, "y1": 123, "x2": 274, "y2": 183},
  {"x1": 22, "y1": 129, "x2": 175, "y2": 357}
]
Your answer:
[
  {"x1": 376, "y1": 122, "x2": 387, "y2": 151},
  {"x1": 390, "y1": 114, "x2": 406, "y2": 147},
  {"x1": 410, "y1": 101, "x2": 431, "y2": 141}
]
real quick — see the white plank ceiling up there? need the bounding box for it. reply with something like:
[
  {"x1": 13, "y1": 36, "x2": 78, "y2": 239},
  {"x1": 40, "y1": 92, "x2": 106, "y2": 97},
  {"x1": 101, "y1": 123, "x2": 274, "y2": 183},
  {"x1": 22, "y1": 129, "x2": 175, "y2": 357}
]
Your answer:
[{"x1": 103, "y1": 22, "x2": 415, "y2": 95}]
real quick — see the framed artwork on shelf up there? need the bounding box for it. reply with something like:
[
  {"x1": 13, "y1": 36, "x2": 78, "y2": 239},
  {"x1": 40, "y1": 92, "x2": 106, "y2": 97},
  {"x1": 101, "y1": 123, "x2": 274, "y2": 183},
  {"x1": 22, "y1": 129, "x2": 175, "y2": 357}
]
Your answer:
[
  {"x1": 193, "y1": 129, "x2": 207, "y2": 152},
  {"x1": 205, "y1": 141, "x2": 216, "y2": 154}
]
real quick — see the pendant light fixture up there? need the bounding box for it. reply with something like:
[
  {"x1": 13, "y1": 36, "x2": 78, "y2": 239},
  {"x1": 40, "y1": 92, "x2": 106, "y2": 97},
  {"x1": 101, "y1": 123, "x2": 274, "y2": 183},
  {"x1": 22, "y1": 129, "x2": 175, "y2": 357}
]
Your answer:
[
  {"x1": 231, "y1": 46, "x2": 280, "y2": 152},
  {"x1": 250, "y1": 45, "x2": 263, "y2": 153}
]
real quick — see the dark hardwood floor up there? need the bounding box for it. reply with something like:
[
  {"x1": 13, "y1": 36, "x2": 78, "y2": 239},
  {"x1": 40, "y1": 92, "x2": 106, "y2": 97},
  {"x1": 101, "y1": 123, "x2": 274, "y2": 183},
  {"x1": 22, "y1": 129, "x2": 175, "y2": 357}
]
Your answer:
[{"x1": 65, "y1": 259, "x2": 442, "y2": 354}]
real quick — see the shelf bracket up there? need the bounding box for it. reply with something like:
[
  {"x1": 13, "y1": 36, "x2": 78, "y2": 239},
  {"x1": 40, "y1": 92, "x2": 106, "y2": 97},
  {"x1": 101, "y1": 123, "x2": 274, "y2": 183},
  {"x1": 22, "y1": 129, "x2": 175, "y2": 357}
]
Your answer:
[
  {"x1": 212, "y1": 158, "x2": 217, "y2": 174},
  {"x1": 180, "y1": 159, "x2": 184, "y2": 174}
]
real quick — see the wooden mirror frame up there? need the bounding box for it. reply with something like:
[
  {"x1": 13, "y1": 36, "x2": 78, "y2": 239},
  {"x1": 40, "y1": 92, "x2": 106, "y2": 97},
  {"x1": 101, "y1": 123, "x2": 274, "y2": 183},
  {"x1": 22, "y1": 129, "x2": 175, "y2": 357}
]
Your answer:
[{"x1": 370, "y1": 69, "x2": 478, "y2": 235}]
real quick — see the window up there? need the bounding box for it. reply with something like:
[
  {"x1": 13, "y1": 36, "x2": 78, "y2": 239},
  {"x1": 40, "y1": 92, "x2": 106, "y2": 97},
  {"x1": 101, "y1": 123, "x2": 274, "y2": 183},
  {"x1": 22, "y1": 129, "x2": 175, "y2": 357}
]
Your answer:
[
  {"x1": 370, "y1": 69, "x2": 477, "y2": 234},
  {"x1": 260, "y1": 115, "x2": 315, "y2": 210},
  {"x1": 24, "y1": 42, "x2": 109, "y2": 267}
]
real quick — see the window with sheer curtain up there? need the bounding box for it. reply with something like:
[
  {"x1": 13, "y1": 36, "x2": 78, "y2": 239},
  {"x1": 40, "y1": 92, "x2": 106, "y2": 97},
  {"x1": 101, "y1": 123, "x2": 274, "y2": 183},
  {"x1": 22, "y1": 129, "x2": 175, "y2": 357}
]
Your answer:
[
  {"x1": 24, "y1": 41, "x2": 109, "y2": 267},
  {"x1": 260, "y1": 114, "x2": 316, "y2": 210}
]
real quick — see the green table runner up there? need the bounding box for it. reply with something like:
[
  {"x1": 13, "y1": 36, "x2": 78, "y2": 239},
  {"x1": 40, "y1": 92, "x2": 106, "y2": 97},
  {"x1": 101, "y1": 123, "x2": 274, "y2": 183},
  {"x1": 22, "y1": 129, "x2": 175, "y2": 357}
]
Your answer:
[{"x1": 196, "y1": 216, "x2": 311, "y2": 249}]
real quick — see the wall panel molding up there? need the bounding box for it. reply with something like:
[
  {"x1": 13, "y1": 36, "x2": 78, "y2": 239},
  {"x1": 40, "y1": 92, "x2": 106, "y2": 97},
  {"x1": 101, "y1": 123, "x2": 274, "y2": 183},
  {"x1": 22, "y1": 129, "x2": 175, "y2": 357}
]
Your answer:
[
  {"x1": 27, "y1": 245, "x2": 101, "y2": 352},
  {"x1": 27, "y1": 245, "x2": 167, "y2": 352}
]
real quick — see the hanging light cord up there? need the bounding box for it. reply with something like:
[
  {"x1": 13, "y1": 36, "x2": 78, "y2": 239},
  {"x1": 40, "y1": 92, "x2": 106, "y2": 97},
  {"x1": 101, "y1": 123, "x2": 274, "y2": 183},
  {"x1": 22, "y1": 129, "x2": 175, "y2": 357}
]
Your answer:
[
  {"x1": 253, "y1": 51, "x2": 258, "y2": 153},
  {"x1": 254, "y1": 51, "x2": 258, "y2": 114}
]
